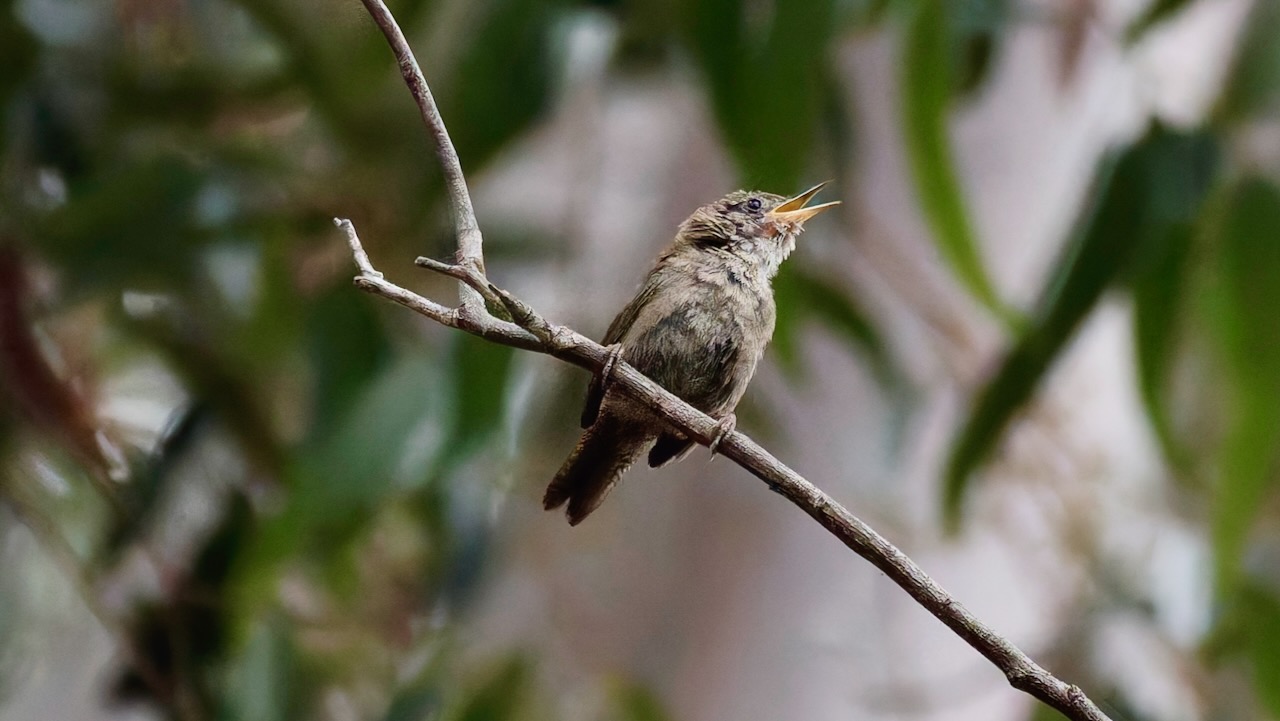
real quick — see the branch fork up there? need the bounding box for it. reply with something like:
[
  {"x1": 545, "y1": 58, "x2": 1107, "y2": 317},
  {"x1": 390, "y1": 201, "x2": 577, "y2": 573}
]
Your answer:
[{"x1": 341, "y1": 2, "x2": 1115, "y2": 720}]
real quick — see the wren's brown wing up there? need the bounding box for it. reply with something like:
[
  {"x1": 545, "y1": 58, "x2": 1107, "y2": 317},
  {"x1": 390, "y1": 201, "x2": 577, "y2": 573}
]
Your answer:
[{"x1": 580, "y1": 278, "x2": 660, "y2": 428}]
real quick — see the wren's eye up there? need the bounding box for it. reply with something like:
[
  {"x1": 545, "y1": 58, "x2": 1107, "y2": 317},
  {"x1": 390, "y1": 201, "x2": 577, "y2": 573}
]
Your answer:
[{"x1": 745, "y1": 197, "x2": 763, "y2": 212}]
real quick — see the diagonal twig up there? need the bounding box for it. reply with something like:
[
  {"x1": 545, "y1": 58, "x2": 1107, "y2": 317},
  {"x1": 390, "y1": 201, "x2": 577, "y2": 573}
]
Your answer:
[
  {"x1": 343, "y1": 3, "x2": 1114, "y2": 720},
  {"x1": 415, "y1": 255, "x2": 509, "y2": 312}
]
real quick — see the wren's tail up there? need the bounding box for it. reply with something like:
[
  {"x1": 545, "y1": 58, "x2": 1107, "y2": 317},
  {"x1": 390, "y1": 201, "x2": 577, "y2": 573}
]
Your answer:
[{"x1": 544, "y1": 416, "x2": 648, "y2": 525}]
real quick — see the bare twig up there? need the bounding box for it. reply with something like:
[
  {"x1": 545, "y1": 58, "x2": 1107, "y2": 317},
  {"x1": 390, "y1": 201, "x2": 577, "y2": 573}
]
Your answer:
[
  {"x1": 344, "y1": 5, "x2": 1115, "y2": 721},
  {"x1": 415, "y1": 255, "x2": 508, "y2": 311},
  {"x1": 334, "y1": 220, "x2": 543, "y2": 353},
  {"x1": 359, "y1": 0, "x2": 485, "y2": 311},
  {"x1": 343, "y1": 223, "x2": 382, "y2": 278}
]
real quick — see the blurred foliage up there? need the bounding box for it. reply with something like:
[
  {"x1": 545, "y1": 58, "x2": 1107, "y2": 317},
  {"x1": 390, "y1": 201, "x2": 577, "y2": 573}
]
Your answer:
[
  {"x1": 1207, "y1": 177, "x2": 1280, "y2": 592},
  {"x1": 0, "y1": 0, "x2": 1279, "y2": 719},
  {"x1": 944, "y1": 125, "x2": 1220, "y2": 527},
  {"x1": 1215, "y1": 0, "x2": 1280, "y2": 122},
  {"x1": 1206, "y1": 583, "x2": 1280, "y2": 718},
  {"x1": 936, "y1": 1, "x2": 1280, "y2": 716},
  {"x1": 682, "y1": 0, "x2": 835, "y2": 189},
  {"x1": 1124, "y1": 0, "x2": 1197, "y2": 43},
  {"x1": 900, "y1": 0, "x2": 1015, "y2": 323},
  {"x1": 771, "y1": 265, "x2": 896, "y2": 388},
  {"x1": 610, "y1": 681, "x2": 673, "y2": 721}
]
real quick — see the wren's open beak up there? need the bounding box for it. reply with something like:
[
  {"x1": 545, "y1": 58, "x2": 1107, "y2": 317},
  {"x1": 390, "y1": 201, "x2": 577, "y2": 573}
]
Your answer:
[{"x1": 767, "y1": 181, "x2": 841, "y2": 225}]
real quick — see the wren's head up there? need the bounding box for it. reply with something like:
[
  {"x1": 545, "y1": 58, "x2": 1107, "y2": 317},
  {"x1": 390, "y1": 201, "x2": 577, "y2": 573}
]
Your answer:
[{"x1": 675, "y1": 182, "x2": 839, "y2": 278}]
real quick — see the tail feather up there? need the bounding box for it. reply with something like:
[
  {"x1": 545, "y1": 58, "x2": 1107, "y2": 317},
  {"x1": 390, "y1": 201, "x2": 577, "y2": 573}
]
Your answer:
[
  {"x1": 648, "y1": 432, "x2": 695, "y2": 468},
  {"x1": 544, "y1": 417, "x2": 648, "y2": 525}
]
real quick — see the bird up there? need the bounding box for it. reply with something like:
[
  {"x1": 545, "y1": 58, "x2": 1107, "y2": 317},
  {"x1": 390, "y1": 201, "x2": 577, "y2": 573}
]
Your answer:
[{"x1": 544, "y1": 182, "x2": 839, "y2": 525}]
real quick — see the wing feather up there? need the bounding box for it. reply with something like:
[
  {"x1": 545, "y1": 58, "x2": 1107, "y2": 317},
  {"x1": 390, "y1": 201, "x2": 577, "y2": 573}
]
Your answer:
[{"x1": 580, "y1": 279, "x2": 660, "y2": 427}]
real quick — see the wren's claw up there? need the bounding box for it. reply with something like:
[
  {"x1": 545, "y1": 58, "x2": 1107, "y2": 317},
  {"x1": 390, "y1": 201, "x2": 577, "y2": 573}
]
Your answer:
[
  {"x1": 601, "y1": 343, "x2": 624, "y2": 389},
  {"x1": 708, "y1": 413, "x2": 737, "y2": 456}
]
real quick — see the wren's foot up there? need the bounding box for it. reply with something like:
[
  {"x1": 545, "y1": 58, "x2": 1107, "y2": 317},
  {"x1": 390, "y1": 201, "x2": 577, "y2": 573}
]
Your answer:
[
  {"x1": 708, "y1": 413, "x2": 737, "y2": 456},
  {"x1": 600, "y1": 343, "x2": 624, "y2": 389}
]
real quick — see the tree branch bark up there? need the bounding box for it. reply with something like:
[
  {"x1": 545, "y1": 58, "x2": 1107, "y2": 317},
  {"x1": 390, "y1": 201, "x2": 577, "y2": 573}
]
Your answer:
[{"x1": 345, "y1": 3, "x2": 1114, "y2": 720}]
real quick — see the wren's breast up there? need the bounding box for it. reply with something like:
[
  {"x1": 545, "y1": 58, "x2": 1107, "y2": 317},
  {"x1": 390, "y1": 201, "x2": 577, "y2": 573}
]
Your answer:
[{"x1": 620, "y1": 262, "x2": 774, "y2": 414}]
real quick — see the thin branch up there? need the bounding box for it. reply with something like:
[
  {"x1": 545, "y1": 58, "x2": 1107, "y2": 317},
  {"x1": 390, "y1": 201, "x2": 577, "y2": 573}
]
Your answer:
[
  {"x1": 342, "y1": 221, "x2": 382, "y2": 278},
  {"x1": 340, "y1": 221, "x2": 1112, "y2": 721},
  {"x1": 341, "y1": 4, "x2": 1115, "y2": 720},
  {"x1": 334, "y1": 220, "x2": 543, "y2": 353},
  {"x1": 359, "y1": 0, "x2": 485, "y2": 311},
  {"x1": 415, "y1": 255, "x2": 508, "y2": 311}
]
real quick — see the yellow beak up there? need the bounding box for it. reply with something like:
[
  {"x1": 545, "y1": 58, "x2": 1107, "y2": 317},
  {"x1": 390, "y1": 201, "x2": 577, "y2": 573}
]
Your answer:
[{"x1": 767, "y1": 181, "x2": 841, "y2": 224}]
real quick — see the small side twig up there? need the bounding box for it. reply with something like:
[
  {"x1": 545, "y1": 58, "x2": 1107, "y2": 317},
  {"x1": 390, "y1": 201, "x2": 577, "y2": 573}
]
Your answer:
[
  {"x1": 344, "y1": 4, "x2": 1115, "y2": 721},
  {"x1": 415, "y1": 255, "x2": 507, "y2": 312},
  {"x1": 342, "y1": 219, "x2": 382, "y2": 278}
]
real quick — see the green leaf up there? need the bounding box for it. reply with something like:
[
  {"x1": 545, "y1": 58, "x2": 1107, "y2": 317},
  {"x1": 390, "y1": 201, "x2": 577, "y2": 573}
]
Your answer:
[
  {"x1": 38, "y1": 156, "x2": 206, "y2": 290},
  {"x1": 233, "y1": 0, "x2": 400, "y2": 151},
  {"x1": 946, "y1": 0, "x2": 1010, "y2": 97},
  {"x1": 1207, "y1": 177, "x2": 1280, "y2": 589},
  {"x1": 452, "y1": 656, "x2": 530, "y2": 721},
  {"x1": 1207, "y1": 584, "x2": 1280, "y2": 717},
  {"x1": 1240, "y1": 586, "x2": 1280, "y2": 716},
  {"x1": 684, "y1": 0, "x2": 836, "y2": 189},
  {"x1": 298, "y1": 353, "x2": 443, "y2": 522},
  {"x1": 837, "y1": 0, "x2": 893, "y2": 30},
  {"x1": 221, "y1": 618, "x2": 298, "y2": 721},
  {"x1": 802, "y1": 274, "x2": 881, "y2": 356},
  {"x1": 1124, "y1": 0, "x2": 1198, "y2": 43},
  {"x1": 611, "y1": 682, "x2": 671, "y2": 721},
  {"x1": 437, "y1": 333, "x2": 516, "y2": 470},
  {"x1": 1130, "y1": 223, "x2": 1194, "y2": 469},
  {"x1": 383, "y1": 686, "x2": 442, "y2": 721},
  {"x1": 443, "y1": 0, "x2": 558, "y2": 171},
  {"x1": 943, "y1": 126, "x2": 1219, "y2": 530},
  {"x1": 303, "y1": 285, "x2": 393, "y2": 442},
  {"x1": 0, "y1": 0, "x2": 38, "y2": 153},
  {"x1": 1214, "y1": 0, "x2": 1280, "y2": 122},
  {"x1": 900, "y1": 0, "x2": 1014, "y2": 323},
  {"x1": 771, "y1": 266, "x2": 897, "y2": 389},
  {"x1": 236, "y1": 354, "x2": 444, "y2": 605}
]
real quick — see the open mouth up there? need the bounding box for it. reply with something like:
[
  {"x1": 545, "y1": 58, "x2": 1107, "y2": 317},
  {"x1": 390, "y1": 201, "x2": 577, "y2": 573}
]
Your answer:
[{"x1": 767, "y1": 181, "x2": 840, "y2": 225}]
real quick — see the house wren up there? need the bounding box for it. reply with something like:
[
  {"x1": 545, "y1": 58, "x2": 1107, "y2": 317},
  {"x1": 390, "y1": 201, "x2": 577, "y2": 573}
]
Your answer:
[{"x1": 544, "y1": 183, "x2": 839, "y2": 524}]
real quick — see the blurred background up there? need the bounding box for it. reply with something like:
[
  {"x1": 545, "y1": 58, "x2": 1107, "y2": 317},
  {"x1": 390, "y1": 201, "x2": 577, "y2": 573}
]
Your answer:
[{"x1": 1, "y1": 0, "x2": 1278, "y2": 719}]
